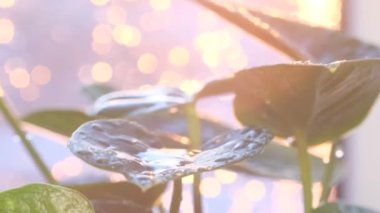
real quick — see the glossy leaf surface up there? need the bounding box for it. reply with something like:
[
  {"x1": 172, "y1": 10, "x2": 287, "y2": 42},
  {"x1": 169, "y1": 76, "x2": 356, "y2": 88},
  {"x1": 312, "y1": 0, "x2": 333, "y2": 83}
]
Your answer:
[
  {"x1": 68, "y1": 119, "x2": 271, "y2": 189},
  {"x1": 0, "y1": 184, "x2": 94, "y2": 213},
  {"x1": 198, "y1": 60, "x2": 380, "y2": 145}
]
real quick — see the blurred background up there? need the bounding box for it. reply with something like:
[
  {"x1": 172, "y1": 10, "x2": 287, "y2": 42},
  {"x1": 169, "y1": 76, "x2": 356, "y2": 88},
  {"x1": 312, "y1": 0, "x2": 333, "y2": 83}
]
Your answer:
[{"x1": 0, "y1": 0, "x2": 379, "y2": 212}]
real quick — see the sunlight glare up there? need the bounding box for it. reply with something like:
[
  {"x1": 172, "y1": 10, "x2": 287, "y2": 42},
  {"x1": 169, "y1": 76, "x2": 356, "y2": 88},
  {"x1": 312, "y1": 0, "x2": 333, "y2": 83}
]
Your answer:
[
  {"x1": 9, "y1": 68, "x2": 30, "y2": 89},
  {"x1": 91, "y1": 62, "x2": 113, "y2": 83},
  {"x1": 297, "y1": 0, "x2": 341, "y2": 29},
  {"x1": 0, "y1": 0, "x2": 15, "y2": 8},
  {"x1": 0, "y1": 18, "x2": 15, "y2": 44},
  {"x1": 137, "y1": 53, "x2": 158, "y2": 74},
  {"x1": 200, "y1": 177, "x2": 221, "y2": 198}
]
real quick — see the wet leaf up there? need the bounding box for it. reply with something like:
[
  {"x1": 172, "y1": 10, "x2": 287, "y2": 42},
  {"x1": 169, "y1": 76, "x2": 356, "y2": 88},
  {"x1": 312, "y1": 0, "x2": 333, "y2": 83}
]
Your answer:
[
  {"x1": 68, "y1": 119, "x2": 272, "y2": 189},
  {"x1": 0, "y1": 184, "x2": 94, "y2": 213},
  {"x1": 313, "y1": 202, "x2": 379, "y2": 213},
  {"x1": 194, "y1": 0, "x2": 380, "y2": 62},
  {"x1": 70, "y1": 182, "x2": 166, "y2": 207},
  {"x1": 92, "y1": 87, "x2": 191, "y2": 117},
  {"x1": 23, "y1": 110, "x2": 94, "y2": 136},
  {"x1": 91, "y1": 200, "x2": 151, "y2": 213},
  {"x1": 132, "y1": 109, "x2": 345, "y2": 183},
  {"x1": 82, "y1": 84, "x2": 115, "y2": 102},
  {"x1": 198, "y1": 60, "x2": 380, "y2": 145}
]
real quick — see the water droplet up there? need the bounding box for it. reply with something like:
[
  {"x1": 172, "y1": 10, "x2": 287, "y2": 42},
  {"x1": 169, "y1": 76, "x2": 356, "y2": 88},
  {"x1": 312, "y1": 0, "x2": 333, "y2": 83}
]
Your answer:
[
  {"x1": 215, "y1": 155, "x2": 234, "y2": 162},
  {"x1": 91, "y1": 123, "x2": 103, "y2": 132},
  {"x1": 76, "y1": 150, "x2": 92, "y2": 157},
  {"x1": 233, "y1": 141, "x2": 245, "y2": 150},
  {"x1": 248, "y1": 143, "x2": 257, "y2": 150},
  {"x1": 95, "y1": 158, "x2": 107, "y2": 165}
]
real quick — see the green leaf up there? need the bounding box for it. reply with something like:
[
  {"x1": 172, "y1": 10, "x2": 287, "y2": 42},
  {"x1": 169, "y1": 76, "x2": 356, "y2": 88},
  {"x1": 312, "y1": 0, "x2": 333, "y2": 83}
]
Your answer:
[
  {"x1": 313, "y1": 202, "x2": 379, "y2": 213},
  {"x1": 198, "y1": 60, "x2": 380, "y2": 145},
  {"x1": 0, "y1": 184, "x2": 94, "y2": 213},
  {"x1": 68, "y1": 119, "x2": 272, "y2": 189},
  {"x1": 194, "y1": 0, "x2": 380, "y2": 62},
  {"x1": 92, "y1": 86, "x2": 191, "y2": 117},
  {"x1": 23, "y1": 110, "x2": 94, "y2": 136},
  {"x1": 70, "y1": 182, "x2": 166, "y2": 207},
  {"x1": 82, "y1": 84, "x2": 115, "y2": 102}
]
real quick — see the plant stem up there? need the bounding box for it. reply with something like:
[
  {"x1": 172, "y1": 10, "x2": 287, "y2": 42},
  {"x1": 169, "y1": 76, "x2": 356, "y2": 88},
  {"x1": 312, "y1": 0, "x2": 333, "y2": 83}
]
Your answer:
[
  {"x1": 0, "y1": 97, "x2": 57, "y2": 184},
  {"x1": 185, "y1": 102, "x2": 202, "y2": 149},
  {"x1": 295, "y1": 130, "x2": 312, "y2": 213},
  {"x1": 184, "y1": 102, "x2": 203, "y2": 213},
  {"x1": 320, "y1": 142, "x2": 338, "y2": 204},
  {"x1": 170, "y1": 179, "x2": 183, "y2": 213},
  {"x1": 193, "y1": 174, "x2": 202, "y2": 213}
]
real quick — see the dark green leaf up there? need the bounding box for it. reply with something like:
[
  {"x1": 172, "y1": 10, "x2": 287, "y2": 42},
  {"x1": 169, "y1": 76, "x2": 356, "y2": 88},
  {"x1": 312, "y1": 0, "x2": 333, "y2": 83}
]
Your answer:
[
  {"x1": 0, "y1": 184, "x2": 94, "y2": 213},
  {"x1": 229, "y1": 142, "x2": 345, "y2": 183},
  {"x1": 69, "y1": 182, "x2": 166, "y2": 207},
  {"x1": 92, "y1": 87, "x2": 191, "y2": 117},
  {"x1": 68, "y1": 119, "x2": 272, "y2": 189},
  {"x1": 199, "y1": 60, "x2": 380, "y2": 145},
  {"x1": 313, "y1": 202, "x2": 379, "y2": 213},
  {"x1": 194, "y1": 0, "x2": 380, "y2": 62},
  {"x1": 23, "y1": 110, "x2": 94, "y2": 136},
  {"x1": 82, "y1": 84, "x2": 115, "y2": 102}
]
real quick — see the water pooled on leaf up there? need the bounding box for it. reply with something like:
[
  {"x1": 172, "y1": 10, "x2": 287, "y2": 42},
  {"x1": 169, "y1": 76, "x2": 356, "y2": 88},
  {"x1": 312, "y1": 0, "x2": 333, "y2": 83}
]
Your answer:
[{"x1": 69, "y1": 119, "x2": 272, "y2": 189}]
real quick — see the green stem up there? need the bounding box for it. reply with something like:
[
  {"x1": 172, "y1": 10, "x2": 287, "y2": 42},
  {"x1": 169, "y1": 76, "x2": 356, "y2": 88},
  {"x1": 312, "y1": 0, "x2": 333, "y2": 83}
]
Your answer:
[
  {"x1": 0, "y1": 97, "x2": 57, "y2": 184},
  {"x1": 295, "y1": 131, "x2": 312, "y2": 213},
  {"x1": 184, "y1": 102, "x2": 203, "y2": 213},
  {"x1": 170, "y1": 179, "x2": 183, "y2": 213},
  {"x1": 320, "y1": 142, "x2": 338, "y2": 204}
]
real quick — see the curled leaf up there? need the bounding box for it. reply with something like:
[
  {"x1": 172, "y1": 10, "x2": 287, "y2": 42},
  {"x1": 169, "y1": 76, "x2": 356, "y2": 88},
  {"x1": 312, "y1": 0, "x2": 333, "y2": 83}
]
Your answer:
[
  {"x1": 198, "y1": 60, "x2": 380, "y2": 145},
  {"x1": 0, "y1": 184, "x2": 94, "y2": 213},
  {"x1": 68, "y1": 119, "x2": 272, "y2": 189},
  {"x1": 92, "y1": 87, "x2": 191, "y2": 117},
  {"x1": 194, "y1": 0, "x2": 380, "y2": 62}
]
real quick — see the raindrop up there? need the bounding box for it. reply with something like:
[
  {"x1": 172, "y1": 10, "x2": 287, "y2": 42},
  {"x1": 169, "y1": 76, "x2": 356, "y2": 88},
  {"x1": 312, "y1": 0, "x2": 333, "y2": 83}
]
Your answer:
[{"x1": 91, "y1": 123, "x2": 104, "y2": 132}]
